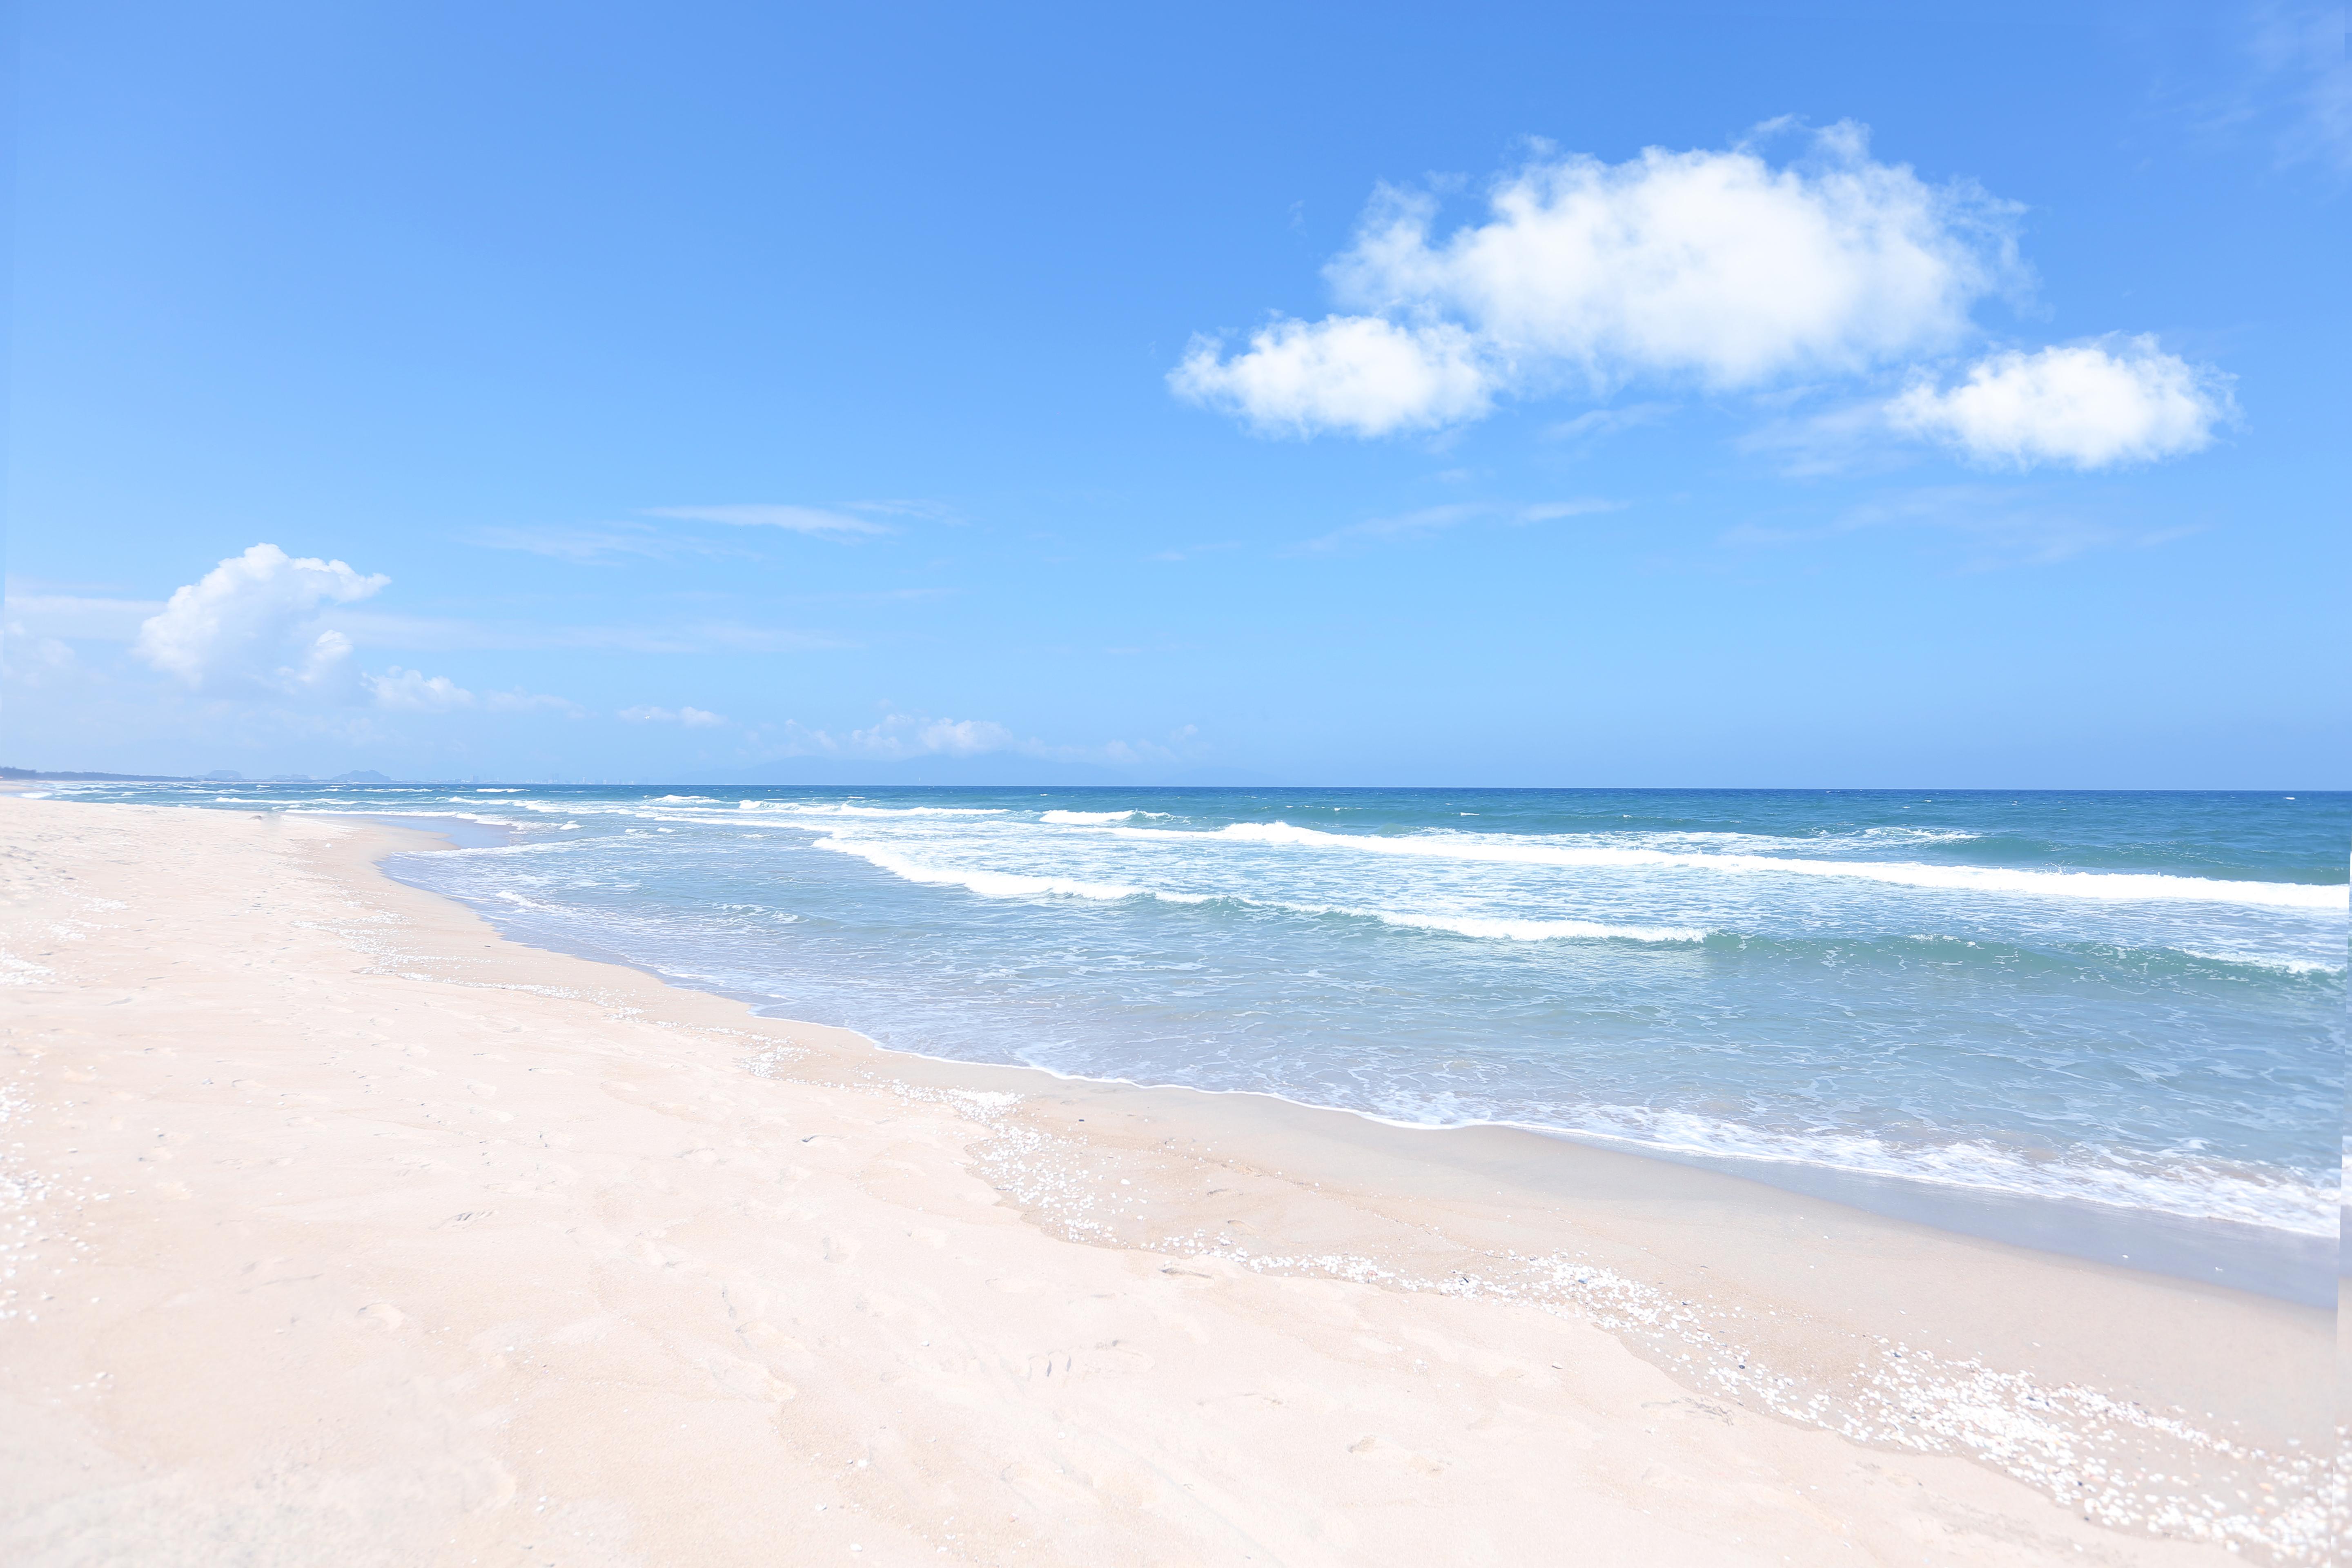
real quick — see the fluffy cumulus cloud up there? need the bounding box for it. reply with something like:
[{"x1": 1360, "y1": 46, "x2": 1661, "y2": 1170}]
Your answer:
[
  {"x1": 1175, "y1": 124, "x2": 2236, "y2": 473},
  {"x1": 620, "y1": 704, "x2": 728, "y2": 727},
  {"x1": 366, "y1": 666, "x2": 474, "y2": 712},
  {"x1": 1887, "y1": 338, "x2": 2232, "y2": 469},
  {"x1": 131, "y1": 543, "x2": 575, "y2": 716},
  {"x1": 1168, "y1": 317, "x2": 1492, "y2": 438},
  {"x1": 1175, "y1": 123, "x2": 2016, "y2": 437},
  {"x1": 133, "y1": 544, "x2": 389, "y2": 697}
]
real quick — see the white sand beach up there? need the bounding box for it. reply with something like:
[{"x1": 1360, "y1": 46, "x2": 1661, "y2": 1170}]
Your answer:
[{"x1": 0, "y1": 797, "x2": 2329, "y2": 1565}]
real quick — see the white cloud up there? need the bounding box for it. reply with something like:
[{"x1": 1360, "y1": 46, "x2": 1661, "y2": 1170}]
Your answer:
[
  {"x1": 753, "y1": 712, "x2": 1018, "y2": 759},
  {"x1": 1, "y1": 592, "x2": 166, "y2": 641},
  {"x1": 361, "y1": 667, "x2": 580, "y2": 716},
  {"x1": 120, "y1": 545, "x2": 580, "y2": 719},
  {"x1": 1176, "y1": 122, "x2": 2018, "y2": 437},
  {"x1": 0, "y1": 617, "x2": 78, "y2": 686},
  {"x1": 367, "y1": 666, "x2": 475, "y2": 712},
  {"x1": 1170, "y1": 317, "x2": 1492, "y2": 437},
  {"x1": 619, "y1": 704, "x2": 728, "y2": 727},
  {"x1": 1545, "y1": 403, "x2": 1674, "y2": 447},
  {"x1": 847, "y1": 714, "x2": 1016, "y2": 757},
  {"x1": 132, "y1": 544, "x2": 389, "y2": 697},
  {"x1": 1886, "y1": 338, "x2": 2232, "y2": 469},
  {"x1": 5, "y1": 582, "x2": 838, "y2": 662},
  {"x1": 644, "y1": 504, "x2": 891, "y2": 536}
]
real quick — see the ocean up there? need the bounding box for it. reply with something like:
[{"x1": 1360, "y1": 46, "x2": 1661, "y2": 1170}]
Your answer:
[{"x1": 53, "y1": 782, "x2": 2346, "y2": 1295}]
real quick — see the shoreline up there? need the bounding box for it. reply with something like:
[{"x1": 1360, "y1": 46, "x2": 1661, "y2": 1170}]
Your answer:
[
  {"x1": 1, "y1": 797, "x2": 2329, "y2": 1564},
  {"x1": 367, "y1": 810, "x2": 2337, "y2": 1307}
]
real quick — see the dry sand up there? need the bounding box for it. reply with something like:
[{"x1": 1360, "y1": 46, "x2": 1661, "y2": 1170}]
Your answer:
[{"x1": 0, "y1": 797, "x2": 2330, "y2": 1565}]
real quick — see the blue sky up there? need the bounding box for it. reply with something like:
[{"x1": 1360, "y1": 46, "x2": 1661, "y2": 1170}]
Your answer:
[{"x1": 4, "y1": 2, "x2": 2344, "y2": 786}]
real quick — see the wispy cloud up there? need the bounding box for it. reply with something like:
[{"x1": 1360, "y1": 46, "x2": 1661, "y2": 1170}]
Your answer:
[
  {"x1": 747, "y1": 711, "x2": 1205, "y2": 769},
  {"x1": 2247, "y1": 3, "x2": 2352, "y2": 174},
  {"x1": 1545, "y1": 403, "x2": 1675, "y2": 449},
  {"x1": 324, "y1": 611, "x2": 847, "y2": 657},
  {"x1": 644, "y1": 503, "x2": 893, "y2": 536},
  {"x1": 1722, "y1": 486, "x2": 2206, "y2": 569},
  {"x1": 1, "y1": 591, "x2": 166, "y2": 640},
  {"x1": 619, "y1": 704, "x2": 728, "y2": 727},
  {"x1": 843, "y1": 498, "x2": 964, "y2": 526},
  {"x1": 469, "y1": 500, "x2": 956, "y2": 560},
  {"x1": 1296, "y1": 498, "x2": 1621, "y2": 555},
  {"x1": 466, "y1": 522, "x2": 748, "y2": 564},
  {"x1": 6, "y1": 581, "x2": 846, "y2": 661}
]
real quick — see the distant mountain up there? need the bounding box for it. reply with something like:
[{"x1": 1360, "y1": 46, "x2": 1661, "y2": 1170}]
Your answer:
[{"x1": 1, "y1": 767, "x2": 192, "y2": 782}]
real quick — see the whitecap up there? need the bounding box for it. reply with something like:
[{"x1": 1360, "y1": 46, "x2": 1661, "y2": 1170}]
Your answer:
[
  {"x1": 1101, "y1": 821, "x2": 2347, "y2": 911},
  {"x1": 817, "y1": 837, "x2": 1708, "y2": 942},
  {"x1": 816, "y1": 837, "x2": 1149, "y2": 902}
]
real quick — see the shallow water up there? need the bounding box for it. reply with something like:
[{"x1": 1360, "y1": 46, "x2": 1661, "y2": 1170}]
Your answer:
[{"x1": 58, "y1": 782, "x2": 2345, "y2": 1276}]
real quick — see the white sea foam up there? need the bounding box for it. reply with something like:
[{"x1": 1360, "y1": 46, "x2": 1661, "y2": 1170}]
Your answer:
[
  {"x1": 287, "y1": 808, "x2": 525, "y2": 831},
  {"x1": 1522, "y1": 1105, "x2": 2343, "y2": 1237},
  {"x1": 2177, "y1": 949, "x2": 2343, "y2": 978},
  {"x1": 816, "y1": 838, "x2": 1163, "y2": 903},
  {"x1": 818, "y1": 837, "x2": 1704, "y2": 942},
  {"x1": 1349, "y1": 909, "x2": 1707, "y2": 944},
  {"x1": 1040, "y1": 808, "x2": 1169, "y2": 824},
  {"x1": 756, "y1": 802, "x2": 1007, "y2": 817},
  {"x1": 1100, "y1": 821, "x2": 2347, "y2": 910}
]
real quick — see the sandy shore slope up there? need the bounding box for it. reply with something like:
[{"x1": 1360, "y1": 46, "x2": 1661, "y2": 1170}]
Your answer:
[{"x1": 0, "y1": 799, "x2": 2313, "y2": 1565}]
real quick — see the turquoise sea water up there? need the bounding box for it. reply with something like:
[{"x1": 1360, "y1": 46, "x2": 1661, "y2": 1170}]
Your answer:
[{"x1": 49, "y1": 782, "x2": 2346, "y2": 1278}]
